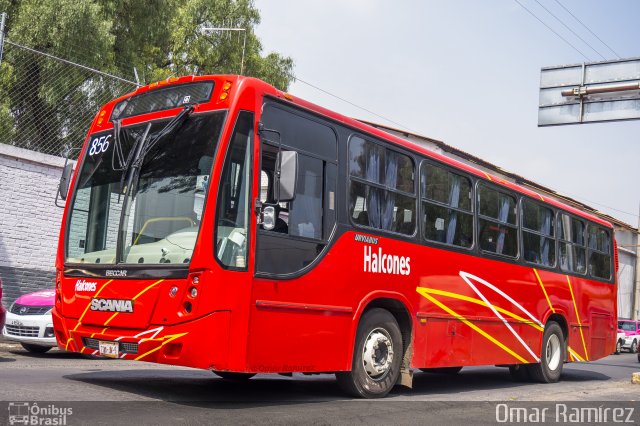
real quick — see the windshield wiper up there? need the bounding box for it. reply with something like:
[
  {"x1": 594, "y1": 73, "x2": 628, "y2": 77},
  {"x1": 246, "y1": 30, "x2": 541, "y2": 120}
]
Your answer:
[{"x1": 119, "y1": 105, "x2": 194, "y2": 197}]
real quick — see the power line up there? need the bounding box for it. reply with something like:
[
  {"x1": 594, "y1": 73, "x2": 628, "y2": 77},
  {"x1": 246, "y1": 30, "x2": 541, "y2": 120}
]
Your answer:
[
  {"x1": 532, "y1": 0, "x2": 606, "y2": 60},
  {"x1": 513, "y1": 0, "x2": 591, "y2": 61},
  {"x1": 291, "y1": 74, "x2": 418, "y2": 133},
  {"x1": 553, "y1": 0, "x2": 621, "y2": 59}
]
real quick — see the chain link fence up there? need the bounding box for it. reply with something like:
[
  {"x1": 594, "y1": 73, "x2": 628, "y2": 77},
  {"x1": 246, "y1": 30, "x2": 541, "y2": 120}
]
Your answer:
[{"x1": 0, "y1": 35, "x2": 139, "y2": 157}]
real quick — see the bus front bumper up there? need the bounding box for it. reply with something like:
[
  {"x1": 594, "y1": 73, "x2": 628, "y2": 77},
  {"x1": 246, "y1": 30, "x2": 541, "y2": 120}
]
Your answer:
[{"x1": 52, "y1": 309, "x2": 230, "y2": 370}]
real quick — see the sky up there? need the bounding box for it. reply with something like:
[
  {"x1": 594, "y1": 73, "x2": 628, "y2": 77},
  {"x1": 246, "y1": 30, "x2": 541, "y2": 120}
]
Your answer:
[{"x1": 253, "y1": 0, "x2": 640, "y2": 226}]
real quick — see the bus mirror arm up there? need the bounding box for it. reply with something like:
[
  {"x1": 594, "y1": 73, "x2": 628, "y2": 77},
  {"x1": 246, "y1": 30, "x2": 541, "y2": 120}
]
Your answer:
[{"x1": 55, "y1": 146, "x2": 79, "y2": 208}]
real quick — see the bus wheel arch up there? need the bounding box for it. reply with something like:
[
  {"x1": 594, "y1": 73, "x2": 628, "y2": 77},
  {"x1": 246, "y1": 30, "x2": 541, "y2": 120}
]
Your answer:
[
  {"x1": 529, "y1": 320, "x2": 566, "y2": 383},
  {"x1": 342, "y1": 296, "x2": 414, "y2": 397}
]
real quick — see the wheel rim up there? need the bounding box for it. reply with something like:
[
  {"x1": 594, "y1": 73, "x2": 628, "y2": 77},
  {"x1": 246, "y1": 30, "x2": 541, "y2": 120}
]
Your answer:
[
  {"x1": 362, "y1": 327, "x2": 394, "y2": 380},
  {"x1": 545, "y1": 334, "x2": 561, "y2": 371}
]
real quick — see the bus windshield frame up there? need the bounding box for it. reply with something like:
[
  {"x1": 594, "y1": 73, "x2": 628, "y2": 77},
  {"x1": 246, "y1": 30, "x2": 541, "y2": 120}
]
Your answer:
[{"x1": 64, "y1": 110, "x2": 226, "y2": 267}]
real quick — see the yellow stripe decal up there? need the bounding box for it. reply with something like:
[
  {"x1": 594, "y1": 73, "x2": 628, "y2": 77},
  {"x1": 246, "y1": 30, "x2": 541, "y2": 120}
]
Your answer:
[
  {"x1": 135, "y1": 332, "x2": 187, "y2": 361},
  {"x1": 483, "y1": 171, "x2": 493, "y2": 181},
  {"x1": 73, "y1": 279, "x2": 113, "y2": 332},
  {"x1": 568, "y1": 346, "x2": 585, "y2": 362},
  {"x1": 566, "y1": 275, "x2": 589, "y2": 361},
  {"x1": 416, "y1": 288, "x2": 528, "y2": 363},
  {"x1": 103, "y1": 279, "x2": 164, "y2": 326},
  {"x1": 418, "y1": 287, "x2": 543, "y2": 331},
  {"x1": 533, "y1": 269, "x2": 555, "y2": 313}
]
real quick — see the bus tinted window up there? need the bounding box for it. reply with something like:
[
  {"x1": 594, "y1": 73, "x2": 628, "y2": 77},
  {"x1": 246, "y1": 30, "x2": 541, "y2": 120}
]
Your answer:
[
  {"x1": 349, "y1": 136, "x2": 415, "y2": 235},
  {"x1": 522, "y1": 199, "x2": 555, "y2": 267},
  {"x1": 558, "y1": 214, "x2": 586, "y2": 274},
  {"x1": 477, "y1": 184, "x2": 518, "y2": 257},
  {"x1": 421, "y1": 163, "x2": 471, "y2": 211},
  {"x1": 478, "y1": 185, "x2": 516, "y2": 225},
  {"x1": 588, "y1": 224, "x2": 612, "y2": 280},
  {"x1": 558, "y1": 213, "x2": 585, "y2": 245},
  {"x1": 421, "y1": 163, "x2": 473, "y2": 248}
]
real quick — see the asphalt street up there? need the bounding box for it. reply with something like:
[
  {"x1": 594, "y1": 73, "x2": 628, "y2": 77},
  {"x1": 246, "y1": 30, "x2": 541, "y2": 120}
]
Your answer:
[{"x1": 0, "y1": 341, "x2": 638, "y2": 425}]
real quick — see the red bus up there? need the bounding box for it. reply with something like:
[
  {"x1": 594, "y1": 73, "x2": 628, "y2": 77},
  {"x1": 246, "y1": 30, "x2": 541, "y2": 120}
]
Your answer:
[{"x1": 53, "y1": 75, "x2": 617, "y2": 398}]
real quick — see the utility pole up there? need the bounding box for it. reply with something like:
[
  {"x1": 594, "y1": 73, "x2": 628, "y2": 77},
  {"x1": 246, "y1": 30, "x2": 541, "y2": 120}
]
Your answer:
[
  {"x1": 200, "y1": 27, "x2": 247, "y2": 75},
  {"x1": 634, "y1": 202, "x2": 640, "y2": 319},
  {"x1": 0, "y1": 13, "x2": 7, "y2": 66}
]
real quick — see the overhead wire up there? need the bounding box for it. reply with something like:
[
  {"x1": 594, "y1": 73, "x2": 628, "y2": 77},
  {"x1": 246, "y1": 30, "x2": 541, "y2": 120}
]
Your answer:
[
  {"x1": 552, "y1": 0, "x2": 622, "y2": 59},
  {"x1": 532, "y1": 0, "x2": 606, "y2": 60},
  {"x1": 513, "y1": 0, "x2": 591, "y2": 61},
  {"x1": 290, "y1": 74, "x2": 418, "y2": 133}
]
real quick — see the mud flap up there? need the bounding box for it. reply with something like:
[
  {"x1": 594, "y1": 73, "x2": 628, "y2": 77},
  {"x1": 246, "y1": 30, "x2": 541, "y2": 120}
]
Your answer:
[{"x1": 397, "y1": 339, "x2": 413, "y2": 388}]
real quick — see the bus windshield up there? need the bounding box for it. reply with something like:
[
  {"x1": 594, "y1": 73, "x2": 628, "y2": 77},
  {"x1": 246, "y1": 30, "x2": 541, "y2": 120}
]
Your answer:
[{"x1": 65, "y1": 111, "x2": 225, "y2": 265}]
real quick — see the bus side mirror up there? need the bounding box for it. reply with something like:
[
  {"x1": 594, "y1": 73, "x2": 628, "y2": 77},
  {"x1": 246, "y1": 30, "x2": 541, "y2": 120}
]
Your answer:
[
  {"x1": 55, "y1": 162, "x2": 74, "y2": 207},
  {"x1": 276, "y1": 150, "x2": 298, "y2": 202}
]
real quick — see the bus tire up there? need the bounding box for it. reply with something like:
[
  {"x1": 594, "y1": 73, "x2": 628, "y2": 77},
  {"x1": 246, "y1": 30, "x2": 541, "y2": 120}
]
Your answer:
[
  {"x1": 508, "y1": 364, "x2": 531, "y2": 382},
  {"x1": 419, "y1": 367, "x2": 462, "y2": 374},
  {"x1": 336, "y1": 308, "x2": 403, "y2": 398},
  {"x1": 528, "y1": 322, "x2": 564, "y2": 383},
  {"x1": 213, "y1": 371, "x2": 256, "y2": 381}
]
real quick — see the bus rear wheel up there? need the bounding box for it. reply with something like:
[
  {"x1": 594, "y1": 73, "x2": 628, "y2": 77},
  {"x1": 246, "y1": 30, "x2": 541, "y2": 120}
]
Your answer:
[
  {"x1": 213, "y1": 371, "x2": 256, "y2": 381},
  {"x1": 336, "y1": 308, "x2": 403, "y2": 398},
  {"x1": 420, "y1": 367, "x2": 462, "y2": 374},
  {"x1": 528, "y1": 321, "x2": 564, "y2": 383}
]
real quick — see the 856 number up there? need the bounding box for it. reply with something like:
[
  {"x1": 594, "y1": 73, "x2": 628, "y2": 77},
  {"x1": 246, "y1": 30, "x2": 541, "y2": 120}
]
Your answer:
[{"x1": 89, "y1": 134, "x2": 111, "y2": 156}]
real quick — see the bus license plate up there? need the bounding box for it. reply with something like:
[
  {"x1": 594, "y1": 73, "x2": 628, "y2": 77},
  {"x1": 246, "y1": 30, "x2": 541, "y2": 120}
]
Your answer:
[{"x1": 99, "y1": 341, "x2": 119, "y2": 358}]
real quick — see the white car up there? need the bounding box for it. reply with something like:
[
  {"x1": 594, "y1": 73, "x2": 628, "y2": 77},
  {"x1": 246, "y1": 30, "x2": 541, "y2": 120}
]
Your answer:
[{"x1": 2, "y1": 289, "x2": 57, "y2": 353}]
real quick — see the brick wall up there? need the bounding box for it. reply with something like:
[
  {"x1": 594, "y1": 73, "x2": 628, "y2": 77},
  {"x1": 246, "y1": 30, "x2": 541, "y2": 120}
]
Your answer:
[{"x1": 0, "y1": 144, "x2": 68, "y2": 304}]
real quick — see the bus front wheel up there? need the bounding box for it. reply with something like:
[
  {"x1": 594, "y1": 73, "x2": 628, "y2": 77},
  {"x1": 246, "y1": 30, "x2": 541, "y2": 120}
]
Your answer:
[
  {"x1": 336, "y1": 308, "x2": 403, "y2": 398},
  {"x1": 528, "y1": 322, "x2": 564, "y2": 383}
]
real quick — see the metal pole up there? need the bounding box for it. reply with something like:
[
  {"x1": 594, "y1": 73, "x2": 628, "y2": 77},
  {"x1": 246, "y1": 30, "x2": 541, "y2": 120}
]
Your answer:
[
  {"x1": 0, "y1": 13, "x2": 7, "y2": 66},
  {"x1": 201, "y1": 27, "x2": 247, "y2": 75},
  {"x1": 634, "y1": 202, "x2": 640, "y2": 319},
  {"x1": 240, "y1": 30, "x2": 247, "y2": 75}
]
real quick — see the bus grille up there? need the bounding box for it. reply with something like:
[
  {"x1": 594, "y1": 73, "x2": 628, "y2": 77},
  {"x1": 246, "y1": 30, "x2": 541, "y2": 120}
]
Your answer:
[
  {"x1": 83, "y1": 338, "x2": 138, "y2": 354},
  {"x1": 5, "y1": 325, "x2": 39, "y2": 337}
]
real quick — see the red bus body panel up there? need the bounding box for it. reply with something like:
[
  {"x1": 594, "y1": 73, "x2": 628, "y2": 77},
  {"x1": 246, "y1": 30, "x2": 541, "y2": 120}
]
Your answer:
[{"x1": 53, "y1": 75, "x2": 617, "y2": 376}]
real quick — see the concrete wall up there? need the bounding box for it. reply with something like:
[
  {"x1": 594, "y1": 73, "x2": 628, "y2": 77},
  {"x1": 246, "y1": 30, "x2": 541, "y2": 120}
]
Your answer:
[{"x1": 0, "y1": 144, "x2": 66, "y2": 305}]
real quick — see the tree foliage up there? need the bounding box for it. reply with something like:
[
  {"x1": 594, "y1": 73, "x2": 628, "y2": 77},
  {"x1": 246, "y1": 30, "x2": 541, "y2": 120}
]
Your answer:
[{"x1": 0, "y1": 0, "x2": 294, "y2": 155}]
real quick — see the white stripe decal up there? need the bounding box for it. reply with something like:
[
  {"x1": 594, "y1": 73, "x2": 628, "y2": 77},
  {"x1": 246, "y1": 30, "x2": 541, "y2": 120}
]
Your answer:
[
  {"x1": 459, "y1": 271, "x2": 543, "y2": 327},
  {"x1": 460, "y1": 272, "x2": 540, "y2": 362}
]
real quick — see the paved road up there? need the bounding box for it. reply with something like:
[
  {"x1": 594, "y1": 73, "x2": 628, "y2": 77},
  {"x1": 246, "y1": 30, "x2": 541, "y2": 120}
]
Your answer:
[{"x1": 0, "y1": 342, "x2": 638, "y2": 425}]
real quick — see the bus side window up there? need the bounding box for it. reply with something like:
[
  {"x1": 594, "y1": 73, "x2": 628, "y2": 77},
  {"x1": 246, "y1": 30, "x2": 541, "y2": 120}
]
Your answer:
[
  {"x1": 587, "y1": 224, "x2": 612, "y2": 280},
  {"x1": 477, "y1": 184, "x2": 518, "y2": 258},
  {"x1": 522, "y1": 199, "x2": 555, "y2": 267},
  {"x1": 420, "y1": 162, "x2": 473, "y2": 248},
  {"x1": 558, "y1": 213, "x2": 586, "y2": 274},
  {"x1": 348, "y1": 136, "x2": 416, "y2": 235}
]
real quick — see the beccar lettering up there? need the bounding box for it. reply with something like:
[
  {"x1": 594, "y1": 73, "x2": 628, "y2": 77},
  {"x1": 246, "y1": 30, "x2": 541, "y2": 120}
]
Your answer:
[
  {"x1": 90, "y1": 298, "x2": 134, "y2": 313},
  {"x1": 363, "y1": 245, "x2": 411, "y2": 276}
]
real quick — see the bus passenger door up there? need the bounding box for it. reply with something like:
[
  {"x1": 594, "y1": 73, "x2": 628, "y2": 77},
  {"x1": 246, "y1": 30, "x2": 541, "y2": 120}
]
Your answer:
[{"x1": 248, "y1": 101, "x2": 349, "y2": 373}]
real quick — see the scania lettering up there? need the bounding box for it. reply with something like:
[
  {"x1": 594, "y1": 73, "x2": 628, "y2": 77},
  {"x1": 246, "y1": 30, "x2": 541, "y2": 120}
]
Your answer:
[
  {"x1": 53, "y1": 75, "x2": 617, "y2": 398},
  {"x1": 90, "y1": 299, "x2": 133, "y2": 313}
]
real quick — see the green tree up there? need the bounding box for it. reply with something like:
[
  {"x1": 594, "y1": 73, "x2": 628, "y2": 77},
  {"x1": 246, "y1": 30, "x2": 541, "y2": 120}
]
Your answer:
[{"x1": 0, "y1": 0, "x2": 294, "y2": 155}]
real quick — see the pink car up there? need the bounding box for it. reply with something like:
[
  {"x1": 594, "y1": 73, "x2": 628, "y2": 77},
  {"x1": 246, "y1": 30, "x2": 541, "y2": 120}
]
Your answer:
[
  {"x1": 2, "y1": 289, "x2": 57, "y2": 353},
  {"x1": 618, "y1": 320, "x2": 640, "y2": 353},
  {"x1": 0, "y1": 278, "x2": 6, "y2": 333}
]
